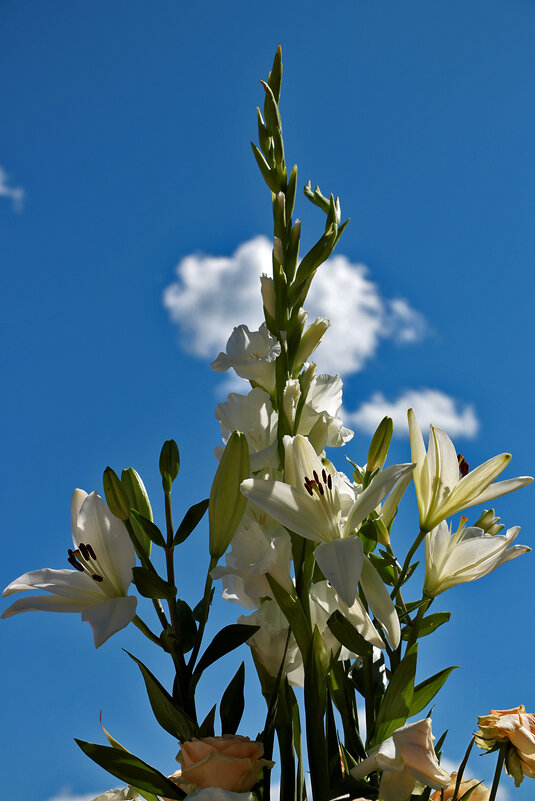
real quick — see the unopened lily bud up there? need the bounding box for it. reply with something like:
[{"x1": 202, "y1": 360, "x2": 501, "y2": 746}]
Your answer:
[
  {"x1": 159, "y1": 439, "x2": 180, "y2": 493},
  {"x1": 473, "y1": 508, "x2": 504, "y2": 536},
  {"x1": 260, "y1": 274, "x2": 276, "y2": 320},
  {"x1": 121, "y1": 467, "x2": 153, "y2": 521},
  {"x1": 367, "y1": 416, "x2": 393, "y2": 472},
  {"x1": 294, "y1": 316, "x2": 330, "y2": 367},
  {"x1": 103, "y1": 466, "x2": 131, "y2": 521},
  {"x1": 273, "y1": 236, "x2": 284, "y2": 266},
  {"x1": 209, "y1": 431, "x2": 250, "y2": 559}
]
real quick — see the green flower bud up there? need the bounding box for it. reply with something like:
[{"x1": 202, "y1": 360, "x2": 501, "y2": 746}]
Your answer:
[
  {"x1": 209, "y1": 431, "x2": 250, "y2": 559},
  {"x1": 121, "y1": 467, "x2": 153, "y2": 521},
  {"x1": 367, "y1": 416, "x2": 393, "y2": 472},
  {"x1": 103, "y1": 466, "x2": 131, "y2": 521},
  {"x1": 473, "y1": 508, "x2": 504, "y2": 535},
  {"x1": 159, "y1": 439, "x2": 180, "y2": 493}
]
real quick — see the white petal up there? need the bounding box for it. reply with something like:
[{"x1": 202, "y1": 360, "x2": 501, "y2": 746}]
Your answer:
[
  {"x1": 2, "y1": 594, "x2": 89, "y2": 617},
  {"x1": 71, "y1": 488, "x2": 88, "y2": 543},
  {"x1": 315, "y1": 538, "x2": 364, "y2": 606},
  {"x1": 81, "y1": 595, "x2": 137, "y2": 647},
  {"x1": 240, "y1": 479, "x2": 330, "y2": 542},
  {"x1": 345, "y1": 463, "x2": 414, "y2": 534},
  {"x1": 360, "y1": 556, "x2": 401, "y2": 648},
  {"x1": 378, "y1": 767, "x2": 417, "y2": 801},
  {"x1": 408, "y1": 409, "x2": 431, "y2": 516},
  {"x1": 445, "y1": 453, "x2": 511, "y2": 513},
  {"x1": 467, "y1": 475, "x2": 533, "y2": 507},
  {"x1": 432, "y1": 426, "x2": 460, "y2": 501},
  {"x1": 3, "y1": 568, "x2": 103, "y2": 601},
  {"x1": 76, "y1": 492, "x2": 135, "y2": 593}
]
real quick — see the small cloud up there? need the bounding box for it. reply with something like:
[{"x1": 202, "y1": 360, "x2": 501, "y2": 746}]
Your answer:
[
  {"x1": 344, "y1": 388, "x2": 479, "y2": 439},
  {"x1": 163, "y1": 236, "x2": 426, "y2": 377},
  {"x1": 44, "y1": 793, "x2": 99, "y2": 801},
  {"x1": 0, "y1": 165, "x2": 24, "y2": 211}
]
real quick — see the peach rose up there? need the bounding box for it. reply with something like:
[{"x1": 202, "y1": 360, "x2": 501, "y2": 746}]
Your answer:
[
  {"x1": 430, "y1": 772, "x2": 490, "y2": 801},
  {"x1": 173, "y1": 735, "x2": 274, "y2": 793},
  {"x1": 475, "y1": 705, "x2": 535, "y2": 787}
]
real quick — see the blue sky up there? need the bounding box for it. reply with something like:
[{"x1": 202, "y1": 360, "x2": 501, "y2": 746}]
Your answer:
[{"x1": 1, "y1": 1, "x2": 534, "y2": 799}]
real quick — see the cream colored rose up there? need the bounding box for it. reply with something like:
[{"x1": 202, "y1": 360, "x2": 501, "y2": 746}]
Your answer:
[
  {"x1": 475, "y1": 705, "x2": 535, "y2": 787},
  {"x1": 174, "y1": 735, "x2": 274, "y2": 793},
  {"x1": 430, "y1": 772, "x2": 490, "y2": 801}
]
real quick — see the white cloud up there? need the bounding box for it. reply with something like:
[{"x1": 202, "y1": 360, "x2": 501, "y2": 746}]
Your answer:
[
  {"x1": 163, "y1": 236, "x2": 426, "y2": 376},
  {"x1": 44, "y1": 792, "x2": 99, "y2": 801},
  {"x1": 345, "y1": 388, "x2": 479, "y2": 439},
  {"x1": 0, "y1": 165, "x2": 24, "y2": 211}
]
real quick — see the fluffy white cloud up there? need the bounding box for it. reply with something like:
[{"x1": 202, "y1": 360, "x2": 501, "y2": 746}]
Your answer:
[
  {"x1": 163, "y1": 236, "x2": 426, "y2": 376},
  {"x1": 344, "y1": 388, "x2": 479, "y2": 439},
  {"x1": 0, "y1": 165, "x2": 24, "y2": 211}
]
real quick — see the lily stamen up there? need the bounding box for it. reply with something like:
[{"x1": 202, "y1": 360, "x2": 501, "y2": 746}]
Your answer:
[{"x1": 66, "y1": 543, "x2": 104, "y2": 584}]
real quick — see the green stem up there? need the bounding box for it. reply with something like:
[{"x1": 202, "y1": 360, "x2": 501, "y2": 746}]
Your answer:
[
  {"x1": 163, "y1": 491, "x2": 189, "y2": 702},
  {"x1": 187, "y1": 555, "x2": 217, "y2": 672},
  {"x1": 124, "y1": 519, "x2": 169, "y2": 631},
  {"x1": 391, "y1": 528, "x2": 427, "y2": 598},
  {"x1": 405, "y1": 597, "x2": 432, "y2": 649},
  {"x1": 132, "y1": 615, "x2": 162, "y2": 647},
  {"x1": 488, "y1": 745, "x2": 507, "y2": 801}
]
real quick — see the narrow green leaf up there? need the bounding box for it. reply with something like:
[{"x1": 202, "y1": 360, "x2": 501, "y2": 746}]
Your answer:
[
  {"x1": 75, "y1": 740, "x2": 185, "y2": 798},
  {"x1": 251, "y1": 142, "x2": 280, "y2": 193},
  {"x1": 130, "y1": 510, "x2": 166, "y2": 548},
  {"x1": 99, "y1": 719, "x2": 160, "y2": 801},
  {"x1": 409, "y1": 666, "x2": 458, "y2": 717},
  {"x1": 370, "y1": 643, "x2": 418, "y2": 747},
  {"x1": 267, "y1": 44, "x2": 282, "y2": 103},
  {"x1": 266, "y1": 573, "x2": 311, "y2": 656},
  {"x1": 327, "y1": 610, "x2": 373, "y2": 658},
  {"x1": 126, "y1": 651, "x2": 198, "y2": 741},
  {"x1": 194, "y1": 624, "x2": 259, "y2": 677},
  {"x1": 220, "y1": 662, "x2": 245, "y2": 735},
  {"x1": 199, "y1": 704, "x2": 217, "y2": 737},
  {"x1": 175, "y1": 599, "x2": 197, "y2": 653},
  {"x1": 132, "y1": 567, "x2": 176, "y2": 600},
  {"x1": 173, "y1": 499, "x2": 209, "y2": 546},
  {"x1": 193, "y1": 588, "x2": 213, "y2": 622}
]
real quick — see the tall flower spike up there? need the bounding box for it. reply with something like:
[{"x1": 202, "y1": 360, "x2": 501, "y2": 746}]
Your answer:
[
  {"x1": 2, "y1": 490, "x2": 137, "y2": 647},
  {"x1": 408, "y1": 408, "x2": 533, "y2": 532},
  {"x1": 241, "y1": 435, "x2": 413, "y2": 646}
]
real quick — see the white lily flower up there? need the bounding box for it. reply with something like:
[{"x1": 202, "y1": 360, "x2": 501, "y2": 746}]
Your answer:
[
  {"x1": 92, "y1": 788, "x2": 141, "y2": 801},
  {"x1": 215, "y1": 387, "x2": 279, "y2": 472},
  {"x1": 211, "y1": 323, "x2": 281, "y2": 392},
  {"x1": 408, "y1": 408, "x2": 533, "y2": 532},
  {"x1": 211, "y1": 514, "x2": 293, "y2": 609},
  {"x1": 238, "y1": 599, "x2": 304, "y2": 686},
  {"x1": 309, "y1": 580, "x2": 385, "y2": 652},
  {"x1": 283, "y1": 370, "x2": 353, "y2": 450},
  {"x1": 2, "y1": 490, "x2": 137, "y2": 647},
  {"x1": 424, "y1": 520, "x2": 530, "y2": 597},
  {"x1": 350, "y1": 718, "x2": 451, "y2": 801},
  {"x1": 241, "y1": 435, "x2": 414, "y2": 646}
]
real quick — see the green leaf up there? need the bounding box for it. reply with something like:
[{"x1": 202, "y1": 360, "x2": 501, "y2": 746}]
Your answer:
[
  {"x1": 99, "y1": 720, "x2": 160, "y2": 801},
  {"x1": 173, "y1": 499, "x2": 209, "y2": 546},
  {"x1": 402, "y1": 612, "x2": 451, "y2": 641},
  {"x1": 130, "y1": 510, "x2": 166, "y2": 549},
  {"x1": 266, "y1": 573, "x2": 311, "y2": 656},
  {"x1": 370, "y1": 643, "x2": 418, "y2": 747},
  {"x1": 267, "y1": 44, "x2": 282, "y2": 103},
  {"x1": 326, "y1": 610, "x2": 373, "y2": 658},
  {"x1": 194, "y1": 624, "x2": 259, "y2": 677},
  {"x1": 193, "y1": 588, "x2": 214, "y2": 622},
  {"x1": 75, "y1": 740, "x2": 185, "y2": 799},
  {"x1": 220, "y1": 662, "x2": 245, "y2": 735},
  {"x1": 199, "y1": 704, "x2": 216, "y2": 737},
  {"x1": 175, "y1": 599, "x2": 197, "y2": 653},
  {"x1": 368, "y1": 551, "x2": 397, "y2": 585},
  {"x1": 126, "y1": 651, "x2": 198, "y2": 741},
  {"x1": 409, "y1": 666, "x2": 458, "y2": 717},
  {"x1": 132, "y1": 567, "x2": 176, "y2": 600}
]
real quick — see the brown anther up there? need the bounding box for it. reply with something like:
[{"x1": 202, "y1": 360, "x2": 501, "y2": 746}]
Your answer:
[
  {"x1": 67, "y1": 549, "x2": 84, "y2": 572},
  {"x1": 322, "y1": 468, "x2": 327, "y2": 483},
  {"x1": 79, "y1": 543, "x2": 90, "y2": 560},
  {"x1": 91, "y1": 574, "x2": 104, "y2": 582},
  {"x1": 457, "y1": 453, "x2": 469, "y2": 477},
  {"x1": 317, "y1": 482, "x2": 324, "y2": 496},
  {"x1": 304, "y1": 481, "x2": 314, "y2": 496},
  {"x1": 327, "y1": 473, "x2": 332, "y2": 490},
  {"x1": 313, "y1": 470, "x2": 320, "y2": 485},
  {"x1": 86, "y1": 543, "x2": 96, "y2": 560}
]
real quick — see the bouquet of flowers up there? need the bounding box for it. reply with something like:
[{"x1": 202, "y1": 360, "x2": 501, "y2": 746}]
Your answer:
[{"x1": 3, "y1": 48, "x2": 534, "y2": 801}]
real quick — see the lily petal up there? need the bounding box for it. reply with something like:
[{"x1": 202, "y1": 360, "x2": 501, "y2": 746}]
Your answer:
[
  {"x1": 240, "y1": 479, "x2": 333, "y2": 542},
  {"x1": 2, "y1": 568, "x2": 103, "y2": 601},
  {"x1": 82, "y1": 595, "x2": 137, "y2": 648},
  {"x1": 2, "y1": 594, "x2": 89, "y2": 617},
  {"x1": 360, "y1": 555, "x2": 401, "y2": 648},
  {"x1": 345, "y1": 463, "x2": 414, "y2": 534},
  {"x1": 315, "y1": 537, "x2": 364, "y2": 606}
]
